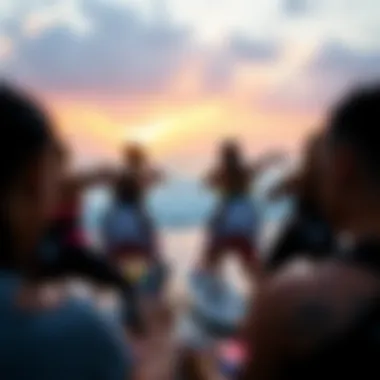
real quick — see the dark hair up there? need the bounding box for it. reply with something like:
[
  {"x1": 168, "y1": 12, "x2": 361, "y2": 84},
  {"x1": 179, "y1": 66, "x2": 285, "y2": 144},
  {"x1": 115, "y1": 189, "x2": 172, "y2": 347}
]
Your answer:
[
  {"x1": 0, "y1": 84, "x2": 57, "y2": 263},
  {"x1": 54, "y1": 140, "x2": 69, "y2": 164},
  {"x1": 221, "y1": 139, "x2": 242, "y2": 168},
  {"x1": 124, "y1": 143, "x2": 146, "y2": 166},
  {"x1": 0, "y1": 84, "x2": 56, "y2": 189},
  {"x1": 328, "y1": 84, "x2": 380, "y2": 181},
  {"x1": 219, "y1": 139, "x2": 247, "y2": 192}
]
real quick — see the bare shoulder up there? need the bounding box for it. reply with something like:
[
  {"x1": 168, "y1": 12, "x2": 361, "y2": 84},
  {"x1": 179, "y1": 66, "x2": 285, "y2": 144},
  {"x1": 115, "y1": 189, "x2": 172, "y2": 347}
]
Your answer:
[
  {"x1": 263, "y1": 258, "x2": 379, "y2": 302},
  {"x1": 254, "y1": 259, "x2": 380, "y2": 350},
  {"x1": 253, "y1": 260, "x2": 324, "y2": 335},
  {"x1": 258, "y1": 259, "x2": 323, "y2": 307},
  {"x1": 240, "y1": 260, "x2": 380, "y2": 379}
]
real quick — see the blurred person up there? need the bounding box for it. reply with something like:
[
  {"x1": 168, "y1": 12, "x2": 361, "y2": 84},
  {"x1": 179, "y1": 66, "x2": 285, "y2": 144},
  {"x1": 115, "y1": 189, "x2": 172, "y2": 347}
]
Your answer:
[
  {"x1": 0, "y1": 84, "x2": 131, "y2": 379},
  {"x1": 182, "y1": 142, "x2": 283, "y2": 380},
  {"x1": 120, "y1": 143, "x2": 163, "y2": 259},
  {"x1": 239, "y1": 85, "x2": 380, "y2": 380},
  {"x1": 44, "y1": 142, "x2": 161, "y2": 258},
  {"x1": 202, "y1": 139, "x2": 283, "y2": 275},
  {"x1": 103, "y1": 172, "x2": 162, "y2": 286},
  {"x1": 36, "y1": 145, "x2": 144, "y2": 335},
  {"x1": 103, "y1": 148, "x2": 168, "y2": 328},
  {"x1": 122, "y1": 143, "x2": 163, "y2": 188},
  {"x1": 265, "y1": 131, "x2": 334, "y2": 272}
]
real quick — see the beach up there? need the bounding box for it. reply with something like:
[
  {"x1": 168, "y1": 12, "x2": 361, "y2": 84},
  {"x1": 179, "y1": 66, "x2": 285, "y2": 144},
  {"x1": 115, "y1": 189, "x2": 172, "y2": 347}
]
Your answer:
[
  {"x1": 71, "y1": 219, "x2": 282, "y2": 312},
  {"x1": 161, "y1": 221, "x2": 281, "y2": 302}
]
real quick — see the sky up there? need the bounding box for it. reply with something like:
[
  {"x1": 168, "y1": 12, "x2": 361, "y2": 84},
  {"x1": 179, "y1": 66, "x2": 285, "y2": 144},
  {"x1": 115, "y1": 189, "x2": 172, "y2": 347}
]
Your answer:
[{"x1": 1, "y1": 0, "x2": 380, "y2": 174}]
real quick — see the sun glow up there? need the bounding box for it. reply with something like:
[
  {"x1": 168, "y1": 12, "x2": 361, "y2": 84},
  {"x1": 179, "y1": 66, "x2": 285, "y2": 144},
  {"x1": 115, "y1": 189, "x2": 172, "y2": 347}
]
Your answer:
[{"x1": 125, "y1": 122, "x2": 166, "y2": 144}]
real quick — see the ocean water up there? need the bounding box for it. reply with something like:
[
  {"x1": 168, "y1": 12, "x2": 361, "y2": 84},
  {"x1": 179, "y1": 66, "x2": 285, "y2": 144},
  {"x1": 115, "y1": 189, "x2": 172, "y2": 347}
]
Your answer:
[{"x1": 82, "y1": 167, "x2": 293, "y2": 237}]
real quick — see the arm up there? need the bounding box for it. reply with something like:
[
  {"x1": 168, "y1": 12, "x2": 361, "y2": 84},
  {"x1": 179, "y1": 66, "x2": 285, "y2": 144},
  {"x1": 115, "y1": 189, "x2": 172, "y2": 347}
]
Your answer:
[
  {"x1": 251, "y1": 151, "x2": 287, "y2": 175},
  {"x1": 203, "y1": 170, "x2": 220, "y2": 189},
  {"x1": 268, "y1": 138, "x2": 320, "y2": 202},
  {"x1": 61, "y1": 246, "x2": 127, "y2": 288},
  {"x1": 146, "y1": 168, "x2": 165, "y2": 188},
  {"x1": 267, "y1": 172, "x2": 301, "y2": 201},
  {"x1": 65, "y1": 166, "x2": 118, "y2": 192}
]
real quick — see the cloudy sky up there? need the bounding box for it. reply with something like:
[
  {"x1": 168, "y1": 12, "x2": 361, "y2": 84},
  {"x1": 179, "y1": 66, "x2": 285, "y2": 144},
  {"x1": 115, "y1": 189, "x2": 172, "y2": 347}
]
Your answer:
[{"x1": 1, "y1": 0, "x2": 380, "y2": 173}]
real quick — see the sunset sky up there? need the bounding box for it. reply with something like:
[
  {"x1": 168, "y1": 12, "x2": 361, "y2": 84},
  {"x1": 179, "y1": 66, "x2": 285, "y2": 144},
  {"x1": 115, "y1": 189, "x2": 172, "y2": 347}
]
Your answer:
[{"x1": 1, "y1": 0, "x2": 380, "y2": 174}]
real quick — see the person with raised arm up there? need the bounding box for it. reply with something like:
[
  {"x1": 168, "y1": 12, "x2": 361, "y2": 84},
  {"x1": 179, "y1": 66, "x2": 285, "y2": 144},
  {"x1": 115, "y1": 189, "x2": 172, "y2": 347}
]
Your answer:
[
  {"x1": 202, "y1": 139, "x2": 283, "y2": 275},
  {"x1": 101, "y1": 143, "x2": 168, "y2": 332}
]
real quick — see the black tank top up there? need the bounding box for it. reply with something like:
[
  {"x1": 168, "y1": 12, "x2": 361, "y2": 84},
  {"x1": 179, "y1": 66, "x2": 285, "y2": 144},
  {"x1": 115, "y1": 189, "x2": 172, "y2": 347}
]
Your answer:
[
  {"x1": 266, "y1": 199, "x2": 333, "y2": 271},
  {"x1": 281, "y1": 240, "x2": 380, "y2": 380},
  {"x1": 219, "y1": 166, "x2": 251, "y2": 201}
]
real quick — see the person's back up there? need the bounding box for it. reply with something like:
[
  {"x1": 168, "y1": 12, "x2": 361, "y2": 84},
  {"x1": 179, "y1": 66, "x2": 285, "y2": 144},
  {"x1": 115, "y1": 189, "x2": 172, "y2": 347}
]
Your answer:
[
  {"x1": 239, "y1": 258, "x2": 380, "y2": 380},
  {"x1": 0, "y1": 271, "x2": 130, "y2": 380},
  {"x1": 281, "y1": 240, "x2": 380, "y2": 380},
  {"x1": 239, "y1": 85, "x2": 380, "y2": 380},
  {"x1": 0, "y1": 85, "x2": 130, "y2": 380},
  {"x1": 284, "y1": 305, "x2": 380, "y2": 380}
]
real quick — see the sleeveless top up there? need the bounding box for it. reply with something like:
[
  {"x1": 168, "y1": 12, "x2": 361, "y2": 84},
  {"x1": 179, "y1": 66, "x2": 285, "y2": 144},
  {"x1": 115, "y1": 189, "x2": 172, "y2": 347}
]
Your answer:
[{"x1": 215, "y1": 165, "x2": 251, "y2": 201}]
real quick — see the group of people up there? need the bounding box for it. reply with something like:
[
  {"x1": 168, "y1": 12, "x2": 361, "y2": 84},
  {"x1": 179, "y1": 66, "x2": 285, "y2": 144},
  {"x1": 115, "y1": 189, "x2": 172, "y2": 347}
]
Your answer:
[{"x1": 1, "y1": 80, "x2": 380, "y2": 380}]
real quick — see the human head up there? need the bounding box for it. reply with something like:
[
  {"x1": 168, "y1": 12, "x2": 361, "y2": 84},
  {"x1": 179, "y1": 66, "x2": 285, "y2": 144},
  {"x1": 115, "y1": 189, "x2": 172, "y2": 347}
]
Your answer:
[
  {"x1": 302, "y1": 131, "x2": 323, "y2": 165},
  {"x1": 0, "y1": 84, "x2": 62, "y2": 268},
  {"x1": 123, "y1": 143, "x2": 146, "y2": 168},
  {"x1": 319, "y1": 85, "x2": 380, "y2": 232},
  {"x1": 220, "y1": 139, "x2": 242, "y2": 168}
]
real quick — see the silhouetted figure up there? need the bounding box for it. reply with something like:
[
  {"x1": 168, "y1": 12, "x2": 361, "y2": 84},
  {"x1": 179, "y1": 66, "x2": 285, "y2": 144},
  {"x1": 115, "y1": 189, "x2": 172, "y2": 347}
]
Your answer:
[
  {"x1": 36, "y1": 146, "x2": 144, "y2": 334},
  {"x1": 202, "y1": 139, "x2": 282, "y2": 275},
  {"x1": 0, "y1": 84, "x2": 131, "y2": 379},
  {"x1": 265, "y1": 132, "x2": 334, "y2": 272},
  {"x1": 240, "y1": 85, "x2": 380, "y2": 380},
  {"x1": 117, "y1": 143, "x2": 163, "y2": 259}
]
